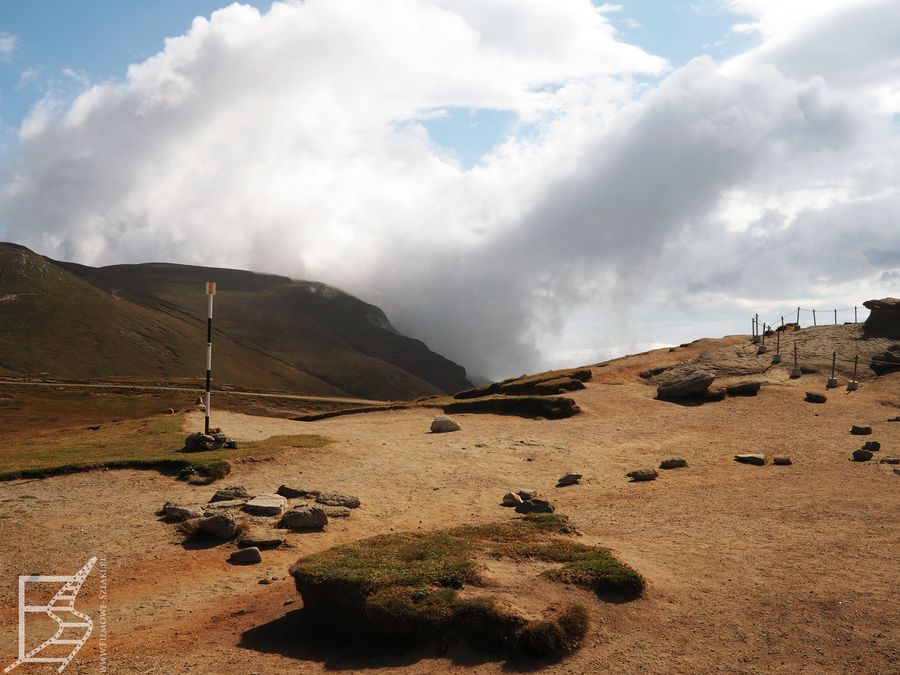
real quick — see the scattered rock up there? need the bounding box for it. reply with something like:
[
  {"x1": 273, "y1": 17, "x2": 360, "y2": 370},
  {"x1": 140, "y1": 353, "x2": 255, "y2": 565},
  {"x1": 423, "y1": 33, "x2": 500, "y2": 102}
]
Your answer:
[
  {"x1": 161, "y1": 502, "x2": 204, "y2": 522},
  {"x1": 805, "y1": 392, "x2": 827, "y2": 404},
  {"x1": 321, "y1": 505, "x2": 352, "y2": 519},
  {"x1": 639, "y1": 366, "x2": 669, "y2": 380},
  {"x1": 167, "y1": 408, "x2": 175, "y2": 414},
  {"x1": 659, "y1": 458, "x2": 687, "y2": 470},
  {"x1": 501, "y1": 492, "x2": 523, "y2": 507},
  {"x1": 862, "y1": 297, "x2": 900, "y2": 338},
  {"x1": 197, "y1": 512, "x2": 239, "y2": 540},
  {"x1": 734, "y1": 454, "x2": 766, "y2": 466},
  {"x1": 705, "y1": 387, "x2": 727, "y2": 402},
  {"x1": 516, "y1": 489, "x2": 539, "y2": 501},
  {"x1": 276, "y1": 485, "x2": 319, "y2": 499},
  {"x1": 656, "y1": 369, "x2": 715, "y2": 400},
  {"x1": 315, "y1": 492, "x2": 361, "y2": 508},
  {"x1": 556, "y1": 471, "x2": 582, "y2": 487},
  {"x1": 895, "y1": 467, "x2": 900, "y2": 476},
  {"x1": 726, "y1": 381, "x2": 762, "y2": 397},
  {"x1": 626, "y1": 468, "x2": 658, "y2": 482},
  {"x1": 850, "y1": 425, "x2": 872, "y2": 436},
  {"x1": 515, "y1": 499, "x2": 555, "y2": 514},
  {"x1": 879, "y1": 457, "x2": 899, "y2": 465},
  {"x1": 242, "y1": 494, "x2": 288, "y2": 517},
  {"x1": 238, "y1": 530, "x2": 284, "y2": 550},
  {"x1": 210, "y1": 485, "x2": 251, "y2": 503},
  {"x1": 570, "y1": 369, "x2": 593, "y2": 382},
  {"x1": 799, "y1": 366, "x2": 819, "y2": 375},
  {"x1": 229, "y1": 547, "x2": 262, "y2": 565},
  {"x1": 430, "y1": 415, "x2": 461, "y2": 433},
  {"x1": 224, "y1": 440, "x2": 239, "y2": 449},
  {"x1": 280, "y1": 505, "x2": 328, "y2": 531},
  {"x1": 183, "y1": 428, "x2": 237, "y2": 452},
  {"x1": 889, "y1": 416, "x2": 900, "y2": 423},
  {"x1": 862, "y1": 441, "x2": 881, "y2": 452},
  {"x1": 183, "y1": 432, "x2": 215, "y2": 452},
  {"x1": 870, "y1": 348, "x2": 900, "y2": 375},
  {"x1": 203, "y1": 499, "x2": 247, "y2": 510},
  {"x1": 773, "y1": 456, "x2": 792, "y2": 466},
  {"x1": 852, "y1": 449, "x2": 873, "y2": 462}
]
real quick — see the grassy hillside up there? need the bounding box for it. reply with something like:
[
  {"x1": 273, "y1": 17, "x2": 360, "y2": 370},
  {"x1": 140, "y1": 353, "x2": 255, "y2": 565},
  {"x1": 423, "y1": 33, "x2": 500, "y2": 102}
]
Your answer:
[{"x1": 0, "y1": 243, "x2": 470, "y2": 399}]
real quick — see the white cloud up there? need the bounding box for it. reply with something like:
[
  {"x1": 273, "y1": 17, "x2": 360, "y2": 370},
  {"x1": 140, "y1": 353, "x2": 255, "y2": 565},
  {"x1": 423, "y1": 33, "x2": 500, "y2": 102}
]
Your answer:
[
  {"x1": 725, "y1": 0, "x2": 900, "y2": 113},
  {"x1": 0, "y1": 0, "x2": 897, "y2": 379},
  {"x1": 0, "y1": 32, "x2": 18, "y2": 60}
]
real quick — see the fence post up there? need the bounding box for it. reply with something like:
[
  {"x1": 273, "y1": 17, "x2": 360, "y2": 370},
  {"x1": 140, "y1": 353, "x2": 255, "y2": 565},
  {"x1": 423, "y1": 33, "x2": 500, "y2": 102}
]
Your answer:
[
  {"x1": 847, "y1": 355, "x2": 859, "y2": 391},
  {"x1": 834, "y1": 308, "x2": 837, "y2": 324},
  {"x1": 854, "y1": 306, "x2": 858, "y2": 323},
  {"x1": 796, "y1": 306, "x2": 801, "y2": 326},
  {"x1": 790, "y1": 342, "x2": 801, "y2": 378},
  {"x1": 813, "y1": 309, "x2": 817, "y2": 326},
  {"x1": 772, "y1": 331, "x2": 782, "y2": 364},
  {"x1": 826, "y1": 351, "x2": 838, "y2": 388}
]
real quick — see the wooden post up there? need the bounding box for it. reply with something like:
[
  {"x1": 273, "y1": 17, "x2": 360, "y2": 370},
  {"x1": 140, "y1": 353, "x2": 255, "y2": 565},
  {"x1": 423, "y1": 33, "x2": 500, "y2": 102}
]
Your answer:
[
  {"x1": 847, "y1": 355, "x2": 859, "y2": 391},
  {"x1": 205, "y1": 281, "x2": 216, "y2": 434}
]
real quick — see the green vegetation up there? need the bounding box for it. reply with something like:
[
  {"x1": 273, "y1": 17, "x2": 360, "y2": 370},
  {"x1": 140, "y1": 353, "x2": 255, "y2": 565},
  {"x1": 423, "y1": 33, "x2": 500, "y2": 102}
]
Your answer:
[
  {"x1": 0, "y1": 243, "x2": 470, "y2": 399},
  {"x1": 0, "y1": 413, "x2": 329, "y2": 482},
  {"x1": 290, "y1": 514, "x2": 642, "y2": 657}
]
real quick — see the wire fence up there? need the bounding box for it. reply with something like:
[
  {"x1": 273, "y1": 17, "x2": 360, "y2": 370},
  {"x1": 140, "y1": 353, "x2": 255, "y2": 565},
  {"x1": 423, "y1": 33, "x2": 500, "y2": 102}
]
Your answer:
[{"x1": 744, "y1": 302, "x2": 897, "y2": 386}]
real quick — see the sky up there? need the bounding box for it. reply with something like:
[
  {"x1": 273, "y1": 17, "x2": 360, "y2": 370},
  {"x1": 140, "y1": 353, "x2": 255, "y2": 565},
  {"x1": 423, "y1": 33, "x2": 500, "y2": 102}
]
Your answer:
[{"x1": 0, "y1": 0, "x2": 898, "y2": 379}]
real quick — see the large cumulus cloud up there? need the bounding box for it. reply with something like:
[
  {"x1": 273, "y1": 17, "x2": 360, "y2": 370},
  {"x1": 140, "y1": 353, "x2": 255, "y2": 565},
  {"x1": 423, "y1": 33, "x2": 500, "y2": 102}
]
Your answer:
[{"x1": 1, "y1": 0, "x2": 898, "y2": 378}]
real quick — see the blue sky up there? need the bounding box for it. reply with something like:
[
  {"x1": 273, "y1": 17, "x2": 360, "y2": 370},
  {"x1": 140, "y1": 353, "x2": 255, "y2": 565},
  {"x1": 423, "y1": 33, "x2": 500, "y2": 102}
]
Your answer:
[{"x1": 0, "y1": 1, "x2": 756, "y2": 167}]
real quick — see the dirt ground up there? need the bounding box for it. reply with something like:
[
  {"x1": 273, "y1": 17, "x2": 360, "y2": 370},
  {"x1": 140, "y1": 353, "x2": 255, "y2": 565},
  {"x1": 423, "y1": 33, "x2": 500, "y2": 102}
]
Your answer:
[{"x1": 0, "y1": 333, "x2": 898, "y2": 674}]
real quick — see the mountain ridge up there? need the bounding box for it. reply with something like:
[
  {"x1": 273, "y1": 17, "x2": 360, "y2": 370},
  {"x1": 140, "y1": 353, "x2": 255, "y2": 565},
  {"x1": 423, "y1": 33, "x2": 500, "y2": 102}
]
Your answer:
[{"x1": 0, "y1": 242, "x2": 471, "y2": 399}]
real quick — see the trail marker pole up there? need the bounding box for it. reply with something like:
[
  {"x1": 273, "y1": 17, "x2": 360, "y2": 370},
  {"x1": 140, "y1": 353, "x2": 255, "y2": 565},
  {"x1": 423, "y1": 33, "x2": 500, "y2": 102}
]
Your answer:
[
  {"x1": 796, "y1": 306, "x2": 801, "y2": 327},
  {"x1": 205, "y1": 281, "x2": 216, "y2": 434},
  {"x1": 812, "y1": 309, "x2": 817, "y2": 326},
  {"x1": 847, "y1": 355, "x2": 859, "y2": 391},
  {"x1": 834, "y1": 308, "x2": 837, "y2": 325},
  {"x1": 826, "y1": 351, "x2": 838, "y2": 388},
  {"x1": 772, "y1": 331, "x2": 782, "y2": 364},
  {"x1": 854, "y1": 306, "x2": 858, "y2": 323},
  {"x1": 790, "y1": 342, "x2": 801, "y2": 378},
  {"x1": 758, "y1": 324, "x2": 769, "y2": 354}
]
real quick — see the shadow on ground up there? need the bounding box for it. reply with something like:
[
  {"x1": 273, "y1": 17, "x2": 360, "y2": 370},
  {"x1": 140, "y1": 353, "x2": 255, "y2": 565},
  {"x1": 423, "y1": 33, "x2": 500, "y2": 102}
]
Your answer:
[{"x1": 238, "y1": 608, "x2": 564, "y2": 672}]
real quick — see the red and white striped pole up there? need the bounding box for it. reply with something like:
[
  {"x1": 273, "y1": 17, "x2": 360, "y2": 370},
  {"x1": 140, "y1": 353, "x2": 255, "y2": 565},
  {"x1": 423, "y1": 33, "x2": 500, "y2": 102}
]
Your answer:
[{"x1": 205, "y1": 281, "x2": 216, "y2": 434}]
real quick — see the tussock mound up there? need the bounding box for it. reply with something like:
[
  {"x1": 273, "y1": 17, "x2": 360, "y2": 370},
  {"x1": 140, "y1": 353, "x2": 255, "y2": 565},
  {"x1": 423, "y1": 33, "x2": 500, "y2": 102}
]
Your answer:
[{"x1": 289, "y1": 514, "x2": 641, "y2": 657}]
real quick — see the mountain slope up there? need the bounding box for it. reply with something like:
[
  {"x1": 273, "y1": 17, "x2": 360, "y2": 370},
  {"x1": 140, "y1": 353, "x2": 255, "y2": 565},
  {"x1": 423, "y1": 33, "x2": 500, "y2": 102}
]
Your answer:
[{"x1": 0, "y1": 243, "x2": 471, "y2": 399}]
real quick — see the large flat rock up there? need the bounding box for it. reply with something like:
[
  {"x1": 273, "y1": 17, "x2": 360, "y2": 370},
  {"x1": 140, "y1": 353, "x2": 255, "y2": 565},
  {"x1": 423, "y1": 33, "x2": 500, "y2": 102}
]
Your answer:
[{"x1": 242, "y1": 494, "x2": 287, "y2": 516}]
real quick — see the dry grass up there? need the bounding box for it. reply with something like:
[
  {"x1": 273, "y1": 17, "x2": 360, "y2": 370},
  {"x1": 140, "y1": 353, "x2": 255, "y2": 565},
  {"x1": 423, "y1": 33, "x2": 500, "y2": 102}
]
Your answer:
[{"x1": 0, "y1": 412, "x2": 329, "y2": 481}]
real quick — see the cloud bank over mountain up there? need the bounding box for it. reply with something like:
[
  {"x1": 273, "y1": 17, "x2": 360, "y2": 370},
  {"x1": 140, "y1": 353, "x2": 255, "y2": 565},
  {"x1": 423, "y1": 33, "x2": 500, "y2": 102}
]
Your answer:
[{"x1": 2, "y1": 0, "x2": 898, "y2": 378}]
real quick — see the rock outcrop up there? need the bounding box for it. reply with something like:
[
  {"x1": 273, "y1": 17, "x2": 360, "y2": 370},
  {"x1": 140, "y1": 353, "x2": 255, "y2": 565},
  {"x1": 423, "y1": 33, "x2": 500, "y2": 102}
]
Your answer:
[{"x1": 863, "y1": 297, "x2": 900, "y2": 338}]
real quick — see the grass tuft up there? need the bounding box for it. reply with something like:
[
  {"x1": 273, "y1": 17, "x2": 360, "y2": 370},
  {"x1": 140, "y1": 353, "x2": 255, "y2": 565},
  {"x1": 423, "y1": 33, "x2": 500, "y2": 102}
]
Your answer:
[{"x1": 290, "y1": 514, "x2": 640, "y2": 658}]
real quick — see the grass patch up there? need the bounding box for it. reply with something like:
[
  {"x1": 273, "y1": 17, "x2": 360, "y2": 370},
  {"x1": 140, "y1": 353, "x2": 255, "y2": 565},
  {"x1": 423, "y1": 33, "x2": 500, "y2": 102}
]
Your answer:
[
  {"x1": 0, "y1": 414, "x2": 330, "y2": 482},
  {"x1": 289, "y1": 514, "x2": 641, "y2": 658}
]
